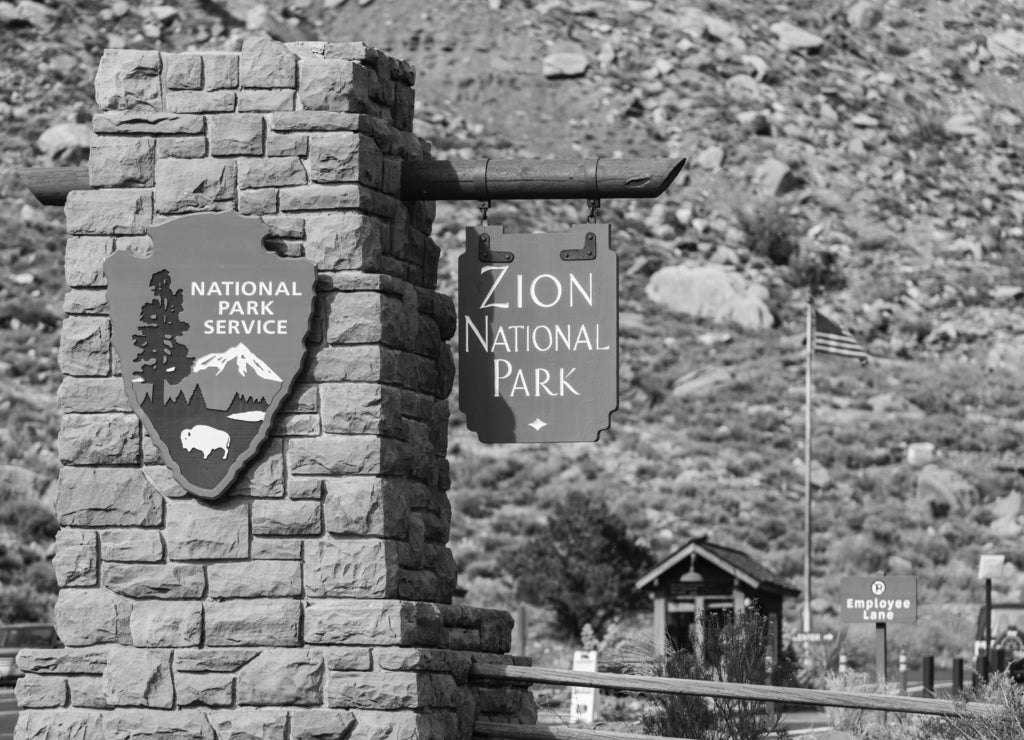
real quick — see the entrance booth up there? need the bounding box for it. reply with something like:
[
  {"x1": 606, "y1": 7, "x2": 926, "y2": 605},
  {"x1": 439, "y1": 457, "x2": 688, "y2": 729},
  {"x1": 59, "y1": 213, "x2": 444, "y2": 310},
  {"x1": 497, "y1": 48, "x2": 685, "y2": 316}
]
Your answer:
[{"x1": 635, "y1": 536, "x2": 799, "y2": 662}]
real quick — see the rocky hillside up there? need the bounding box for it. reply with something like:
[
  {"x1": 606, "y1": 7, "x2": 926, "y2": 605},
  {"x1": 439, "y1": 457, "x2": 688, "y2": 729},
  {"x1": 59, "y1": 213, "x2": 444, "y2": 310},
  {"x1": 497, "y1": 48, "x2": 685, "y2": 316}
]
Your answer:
[{"x1": 4, "y1": 0, "x2": 1024, "y2": 664}]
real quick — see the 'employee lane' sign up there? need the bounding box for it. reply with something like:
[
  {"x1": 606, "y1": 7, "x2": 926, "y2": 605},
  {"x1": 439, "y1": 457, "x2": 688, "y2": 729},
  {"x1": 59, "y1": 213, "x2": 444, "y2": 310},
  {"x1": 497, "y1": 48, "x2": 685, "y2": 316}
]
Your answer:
[{"x1": 840, "y1": 576, "x2": 918, "y2": 624}]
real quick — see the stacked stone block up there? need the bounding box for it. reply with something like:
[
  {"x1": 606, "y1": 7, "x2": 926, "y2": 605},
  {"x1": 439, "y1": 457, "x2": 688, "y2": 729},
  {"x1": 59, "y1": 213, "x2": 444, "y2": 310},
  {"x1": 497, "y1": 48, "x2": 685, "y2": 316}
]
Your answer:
[{"x1": 20, "y1": 38, "x2": 535, "y2": 739}]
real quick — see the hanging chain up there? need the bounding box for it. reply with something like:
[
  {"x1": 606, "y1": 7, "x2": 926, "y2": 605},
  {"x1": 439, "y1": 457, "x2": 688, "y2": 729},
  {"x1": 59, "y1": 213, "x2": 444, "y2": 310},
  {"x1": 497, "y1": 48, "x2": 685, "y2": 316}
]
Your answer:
[
  {"x1": 478, "y1": 200, "x2": 491, "y2": 225},
  {"x1": 586, "y1": 198, "x2": 601, "y2": 224}
]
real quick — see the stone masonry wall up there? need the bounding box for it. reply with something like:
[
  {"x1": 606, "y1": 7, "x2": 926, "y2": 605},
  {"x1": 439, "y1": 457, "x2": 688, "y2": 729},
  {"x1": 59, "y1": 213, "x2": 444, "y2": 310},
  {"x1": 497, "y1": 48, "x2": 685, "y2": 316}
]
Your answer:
[{"x1": 17, "y1": 38, "x2": 535, "y2": 740}]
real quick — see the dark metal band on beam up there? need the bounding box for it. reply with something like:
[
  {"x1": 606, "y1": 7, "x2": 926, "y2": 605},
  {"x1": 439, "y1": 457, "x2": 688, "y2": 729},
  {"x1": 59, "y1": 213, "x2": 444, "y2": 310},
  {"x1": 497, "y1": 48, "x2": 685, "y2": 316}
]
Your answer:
[{"x1": 17, "y1": 157, "x2": 686, "y2": 207}]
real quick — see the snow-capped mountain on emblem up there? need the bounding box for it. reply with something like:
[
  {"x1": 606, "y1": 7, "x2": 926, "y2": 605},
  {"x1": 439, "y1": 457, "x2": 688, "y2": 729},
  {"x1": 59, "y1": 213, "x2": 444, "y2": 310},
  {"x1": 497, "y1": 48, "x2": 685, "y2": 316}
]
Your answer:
[
  {"x1": 174, "y1": 342, "x2": 284, "y2": 411},
  {"x1": 192, "y1": 343, "x2": 283, "y2": 382},
  {"x1": 104, "y1": 212, "x2": 316, "y2": 500}
]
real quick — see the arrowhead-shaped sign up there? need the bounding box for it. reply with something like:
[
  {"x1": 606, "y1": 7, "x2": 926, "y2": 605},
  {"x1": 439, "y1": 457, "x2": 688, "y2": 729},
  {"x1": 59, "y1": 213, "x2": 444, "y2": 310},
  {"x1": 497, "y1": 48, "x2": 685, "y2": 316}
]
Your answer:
[{"x1": 105, "y1": 212, "x2": 315, "y2": 499}]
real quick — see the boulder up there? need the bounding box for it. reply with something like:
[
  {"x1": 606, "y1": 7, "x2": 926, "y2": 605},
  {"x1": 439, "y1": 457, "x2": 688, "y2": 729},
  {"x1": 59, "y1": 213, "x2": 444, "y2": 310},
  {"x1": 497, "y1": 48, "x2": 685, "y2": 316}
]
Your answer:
[
  {"x1": 992, "y1": 491, "x2": 1022, "y2": 522},
  {"x1": 36, "y1": 123, "x2": 92, "y2": 162},
  {"x1": 770, "y1": 21, "x2": 824, "y2": 52},
  {"x1": 694, "y1": 145, "x2": 725, "y2": 170},
  {"x1": 671, "y1": 366, "x2": 733, "y2": 398},
  {"x1": 985, "y1": 336, "x2": 1024, "y2": 371},
  {"x1": 543, "y1": 43, "x2": 589, "y2": 78},
  {"x1": 645, "y1": 264, "x2": 773, "y2": 330},
  {"x1": 673, "y1": 7, "x2": 708, "y2": 40},
  {"x1": 703, "y1": 14, "x2": 740, "y2": 44},
  {"x1": 754, "y1": 158, "x2": 803, "y2": 196},
  {"x1": 792, "y1": 457, "x2": 831, "y2": 488},
  {"x1": 846, "y1": 1, "x2": 882, "y2": 30},
  {"x1": 989, "y1": 30, "x2": 1024, "y2": 60},
  {"x1": 868, "y1": 393, "x2": 924, "y2": 418},
  {"x1": 915, "y1": 464, "x2": 975, "y2": 516},
  {"x1": 906, "y1": 442, "x2": 935, "y2": 467}
]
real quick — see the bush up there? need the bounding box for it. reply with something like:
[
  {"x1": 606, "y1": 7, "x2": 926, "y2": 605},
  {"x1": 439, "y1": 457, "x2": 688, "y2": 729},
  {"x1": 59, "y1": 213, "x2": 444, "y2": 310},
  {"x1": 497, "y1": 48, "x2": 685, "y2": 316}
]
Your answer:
[
  {"x1": 503, "y1": 492, "x2": 652, "y2": 639},
  {"x1": 823, "y1": 671, "x2": 907, "y2": 737},
  {"x1": 0, "y1": 500, "x2": 58, "y2": 542},
  {"x1": 0, "y1": 583, "x2": 55, "y2": 624},
  {"x1": 822, "y1": 670, "x2": 1024, "y2": 740},
  {"x1": 917, "y1": 673, "x2": 1024, "y2": 739},
  {"x1": 631, "y1": 609, "x2": 791, "y2": 740},
  {"x1": 736, "y1": 199, "x2": 799, "y2": 266},
  {"x1": 789, "y1": 248, "x2": 846, "y2": 291}
]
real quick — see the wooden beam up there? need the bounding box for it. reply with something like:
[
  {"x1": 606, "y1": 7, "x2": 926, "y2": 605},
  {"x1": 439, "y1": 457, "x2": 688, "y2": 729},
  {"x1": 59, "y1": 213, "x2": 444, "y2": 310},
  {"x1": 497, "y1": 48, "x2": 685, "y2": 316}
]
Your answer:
[
  {"x1": 469, "y1": 664, "x2": 1001, "y2": 718},
  {"x1": 473, "y1": 720, "x2": 688, "y2": 740},
  {"x1": 17, "y1": 167, "x2": 91, "y2": 207},
  {"x1": 16, "y1": 157, "x2": 687, "y2": 207},
  {"x1": 399, "y1": 158, "x2": 687, "y2": 201}
]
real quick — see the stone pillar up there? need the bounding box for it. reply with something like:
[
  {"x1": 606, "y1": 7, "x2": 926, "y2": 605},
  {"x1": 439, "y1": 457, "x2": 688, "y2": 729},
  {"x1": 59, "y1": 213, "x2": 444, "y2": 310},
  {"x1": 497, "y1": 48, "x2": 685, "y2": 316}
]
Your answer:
[{"x1": 18, "y1": 38, "x2": 535, "y2": 740}]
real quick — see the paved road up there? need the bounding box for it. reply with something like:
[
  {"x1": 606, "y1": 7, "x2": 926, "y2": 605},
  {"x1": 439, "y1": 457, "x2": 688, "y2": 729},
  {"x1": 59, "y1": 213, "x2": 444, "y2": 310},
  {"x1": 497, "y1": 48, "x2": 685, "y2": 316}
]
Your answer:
[{"x1": 0, "y1": 690, "x2": 17, "y2": 740}]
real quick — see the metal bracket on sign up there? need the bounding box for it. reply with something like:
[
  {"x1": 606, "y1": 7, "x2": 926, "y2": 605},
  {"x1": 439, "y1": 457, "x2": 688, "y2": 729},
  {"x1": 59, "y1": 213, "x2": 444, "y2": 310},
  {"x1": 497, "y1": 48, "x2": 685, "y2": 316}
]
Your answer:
[
  {"x1": 478, "y1": 232, "x2": 513, "y2": 263},
  {"x1": 560, "y1": 231, "x2": 598, "y2": 262}
]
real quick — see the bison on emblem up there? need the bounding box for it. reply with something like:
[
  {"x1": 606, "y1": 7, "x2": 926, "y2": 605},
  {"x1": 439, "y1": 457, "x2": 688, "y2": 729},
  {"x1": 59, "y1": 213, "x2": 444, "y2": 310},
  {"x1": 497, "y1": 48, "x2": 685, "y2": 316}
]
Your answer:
[{"x1": 181, "y1": 425, "x2": 230, "y2": 460}]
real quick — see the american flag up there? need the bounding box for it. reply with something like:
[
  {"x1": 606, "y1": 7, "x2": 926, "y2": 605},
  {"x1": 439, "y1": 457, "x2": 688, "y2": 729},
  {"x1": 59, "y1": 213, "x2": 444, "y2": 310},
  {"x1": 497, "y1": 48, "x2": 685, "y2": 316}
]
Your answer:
[{"x1": 813, "y1": 310, "x2": 869, "y2": 365}]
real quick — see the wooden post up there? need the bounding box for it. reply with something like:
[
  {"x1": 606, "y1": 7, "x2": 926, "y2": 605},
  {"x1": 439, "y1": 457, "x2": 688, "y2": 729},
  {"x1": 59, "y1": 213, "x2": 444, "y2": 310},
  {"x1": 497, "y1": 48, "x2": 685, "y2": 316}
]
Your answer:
[
  {"x1": 518, "y1": 604, "x2": 528, "y2": 658},
  {"x1": 922, "y1": 655, "x2": 934, "y2": 697},
  {"x1": 876, "y1": 622, "x2": 887, "y2": 687},
  {"x1": 952, "y1": 657, "x2": 964, "y2": 694},
  {"x1": 985, "y1": 577, "x2": 993, "y2": 681},
  {"x1": 652, "y1": 596, "x2": 667, "y2": 656}
]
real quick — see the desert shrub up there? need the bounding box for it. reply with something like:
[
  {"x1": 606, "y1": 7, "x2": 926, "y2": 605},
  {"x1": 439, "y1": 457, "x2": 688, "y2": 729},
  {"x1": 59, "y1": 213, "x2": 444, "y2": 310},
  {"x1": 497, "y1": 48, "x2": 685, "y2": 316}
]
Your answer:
[
  {"x1": 0, "y1": 500, "x2": 58, "y2": 542},
  {"x1": 641, "y1": 646, "x2": 718, "y2": 738},
  {"x1": 503, "y1": 491, "x2": 652, "y2": 638},
  {"x1": 0, "y1": 583, "x2": 55, "y2": 624},
  {"x1": 823, "y1": 671, "x2": 928, "y2": 739},
  {"x1": 789, "y1": 248, "x2": 846, "y2": 291},
  {"x1": 915, "y1": 673, "x2": 1024, "y2": 739},
  {"x1": 736, "y1": 199, "x2": 799, "y2": 266},
  {"x1": 899, "y1": 106, "x2": 949, "y2": 148},
  {"x1": 25, "y1": 560, "x2": 57, "y2": 594},
  {"x1": 633, "y1": 609, "x2": 791, "y2": 740}
]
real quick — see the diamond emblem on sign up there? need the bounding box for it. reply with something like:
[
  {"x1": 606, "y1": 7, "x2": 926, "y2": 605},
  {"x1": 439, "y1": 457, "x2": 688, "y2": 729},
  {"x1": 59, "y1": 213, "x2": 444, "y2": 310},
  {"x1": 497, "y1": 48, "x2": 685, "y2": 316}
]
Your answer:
[{"x1": 529, "y1": 418, "x2": 548, "y2": 431}]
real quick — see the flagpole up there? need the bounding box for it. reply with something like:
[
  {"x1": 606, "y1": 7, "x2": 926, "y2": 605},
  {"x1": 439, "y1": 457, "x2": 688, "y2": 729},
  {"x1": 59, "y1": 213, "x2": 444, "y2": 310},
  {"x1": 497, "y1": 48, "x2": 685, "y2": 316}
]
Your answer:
[{"x1": 803, "y1": 295, "x2": 813, "y2": 635}]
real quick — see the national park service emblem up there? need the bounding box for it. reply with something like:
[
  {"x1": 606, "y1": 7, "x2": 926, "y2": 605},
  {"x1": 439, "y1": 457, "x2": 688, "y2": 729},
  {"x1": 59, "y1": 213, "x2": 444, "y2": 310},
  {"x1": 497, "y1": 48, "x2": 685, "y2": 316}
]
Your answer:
[{"x1": 105, "y1": 212, "x2": 316, "y2": 499}]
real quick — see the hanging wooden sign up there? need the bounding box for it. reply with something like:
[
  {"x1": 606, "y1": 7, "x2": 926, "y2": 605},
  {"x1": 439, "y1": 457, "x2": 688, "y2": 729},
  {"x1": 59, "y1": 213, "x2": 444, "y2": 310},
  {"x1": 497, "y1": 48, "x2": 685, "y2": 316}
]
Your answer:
[
  {"x1": 105, "y1": 212, "x2": 315, "y2": 499},
  {"x1": 458, "y1": 224, "x2": 618, "y2": 443}
]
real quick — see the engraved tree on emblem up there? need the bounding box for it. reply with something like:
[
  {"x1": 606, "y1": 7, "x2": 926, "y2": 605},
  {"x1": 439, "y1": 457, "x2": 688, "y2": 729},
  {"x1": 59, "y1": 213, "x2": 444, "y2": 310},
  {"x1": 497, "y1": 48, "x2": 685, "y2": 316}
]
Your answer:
[{"x1": 133, "y1": 269, "x2": 193, "y2": 408}]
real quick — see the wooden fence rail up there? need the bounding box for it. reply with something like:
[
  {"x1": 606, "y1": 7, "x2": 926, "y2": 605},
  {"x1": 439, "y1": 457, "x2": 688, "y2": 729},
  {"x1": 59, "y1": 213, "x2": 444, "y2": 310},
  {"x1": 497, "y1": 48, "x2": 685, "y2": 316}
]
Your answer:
[
  {"x1": 474, "y1": 721, "x2": 687, "y2": 740},
  {"x1": 468, "y1": 664, "x2": 1002, "y2": 719}
]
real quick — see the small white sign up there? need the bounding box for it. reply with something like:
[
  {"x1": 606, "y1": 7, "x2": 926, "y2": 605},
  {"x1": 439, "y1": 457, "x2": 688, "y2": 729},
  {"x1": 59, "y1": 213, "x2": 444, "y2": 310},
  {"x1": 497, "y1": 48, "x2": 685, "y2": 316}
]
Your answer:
[
  {"x1": 570, "y1": 650, "x2": 599, "y2": 725},
  {"x1": 979, "y1": 554, "x2": 1006, "y2": 580}
]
